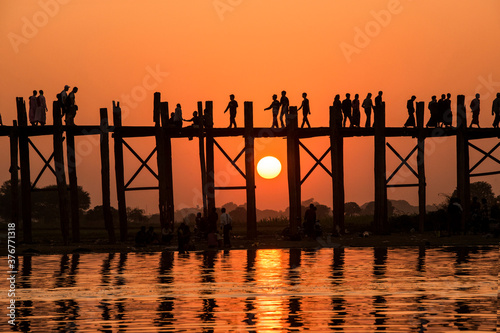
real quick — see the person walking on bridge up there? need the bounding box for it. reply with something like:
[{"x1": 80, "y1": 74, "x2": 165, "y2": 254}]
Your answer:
[
  {"x1": 264, "y1": 94, "x2": 280, "y2": 129},
  {"x1": 224, "y1": 94, "x2": 238, "y2": 128},
  {"x1": 469, "y1": 93, "x2": 480, "y2": 128},
  {"x1": 492, "y1": 92, "x2": 500, "y2": 128}
]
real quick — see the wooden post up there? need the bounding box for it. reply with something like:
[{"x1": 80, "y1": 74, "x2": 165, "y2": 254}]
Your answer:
[
  {"x1": 205, "y1": 101, "x2": 215, "y2": 213},
  {"x1": 374, "y1": 102, "x2": 388, "y2": 234},
  {"x1": 156, "y1": 96, "x2": 175, "y2": 232},
  {"x1": 197, "y1": 101, "x2": 208, "y2": 218},
  {"x1": 66, "y1": 126, "x2": 80, "y2": 242},
  {"x1": 16, "y1": 98, "x2": 32, "y2": 243},
  {"x1": 330, "y1": 105, "x2": 344, "y2": 235},
  {"x1": 456, "y1": 95, "x2": 469, "y2": 233},
  {"x1": 100, "y1": 108, "x2": 115, "y2": 243},
  {"x1": 287, "y1": 106, "x2": 301, "y2": 239},
  {"x1": 155, "y1": 93, "x2": 167, "y2": 232},
  {"x1": 416, "y1": 101, "x2": 426, "y2": 232},
  {"x1": 52, "y1": 100, "x2": 70, "y2": 244},
  {"x1": 244, "y1": 101, "x2": 257, "y2": 239},
  {"x1": 10, "y1": 120, "x2": 19, "y2": 243},
  {"x1": 113, "y1": 101, "x2": 128, "y2": 241}
]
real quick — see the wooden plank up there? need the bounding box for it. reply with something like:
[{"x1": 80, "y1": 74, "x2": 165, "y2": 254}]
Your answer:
[
  {"x1": 456, "y1": 95, "x2": 469, "y2": 233},
  {"x1": 416, "y1": 101, "x2": 426, "y2": 233},
  {"x1": 66, "y1": 126, "x2": 80, "y2": 242},
  {"x1": 9, "y1": 120, "x2": 19, "y2": 244},
  {"x1": 100, "y1": 108, "x2": 115, "y2": 243},
  {"x1": 330, "y1": 104, "x2": 344, "y2": 234},
  {"x1": 244, "y1": 101, "x2": 257, "y2": 239},
  {"x1": 17, "y1": 97, "x2": 32, "y2": 243},
  {"x1": 113, "y1": 101, "x2": 128, "y2": 241},
  {"x1": 287, "y1": 106, "x2": 301, "y2": 239},
  {"x1": 374, "y1": 102, "x2": 388, "y2": 234},
  {"x1": 52, "y1": 100, "x2": 70, "y2": 244}
]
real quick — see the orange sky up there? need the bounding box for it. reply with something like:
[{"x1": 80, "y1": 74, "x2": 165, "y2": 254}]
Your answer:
[{"x1": 1, "y1": 0, "x2": 500, "y2": 213}]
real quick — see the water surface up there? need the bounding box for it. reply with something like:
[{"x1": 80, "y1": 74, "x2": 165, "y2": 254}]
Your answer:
[{"x1": 1, "y1": 246, "x2": 498, "y2": 332}]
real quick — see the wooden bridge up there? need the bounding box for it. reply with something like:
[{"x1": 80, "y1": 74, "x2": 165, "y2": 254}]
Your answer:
[{"x1": 1, "y1": 93, "x2": 499, "y2": 244}]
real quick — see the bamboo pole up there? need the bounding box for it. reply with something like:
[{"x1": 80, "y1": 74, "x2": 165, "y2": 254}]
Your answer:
[
  {"x1": 287, "y1": 106, "x2": 301, "y2": 239},
  {"x1": 374, "y1": 102, "x2": 388, "y2": 234}
]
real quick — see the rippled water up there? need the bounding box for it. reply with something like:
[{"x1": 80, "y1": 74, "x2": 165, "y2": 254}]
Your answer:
[{"x1": 1, "y1": 246, "x2": 498, "y2": 332}]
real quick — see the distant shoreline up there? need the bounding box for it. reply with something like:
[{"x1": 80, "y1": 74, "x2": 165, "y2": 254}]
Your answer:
[{"x1": 13, "y1": 233, "x2": 499, "y2": 256}]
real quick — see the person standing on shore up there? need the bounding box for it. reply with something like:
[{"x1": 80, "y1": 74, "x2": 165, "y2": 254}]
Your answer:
[
  {"x1": 362, "y1": 93, "x2": 373, "y2": 128},
  {"x1": 492, "y1": 93, "x2": 500, "y2": 128},
  {"x1": 469, "y1": 93, "x2": 480, "y2": 128},
  {"x1": 219, "y1": 207, "x2": 232, "y2": 248},
  {"x1": 264, "y1": 94, "x2": 280, "y2": 129},
  {"x1": 224, "y1": 94, "x2": 238, "y2": 128},
  {"x1": 297, "y1": 92, "x2": 311, "y2": 128}
]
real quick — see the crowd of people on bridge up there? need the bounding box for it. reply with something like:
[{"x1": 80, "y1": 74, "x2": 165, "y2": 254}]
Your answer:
[{"x1": 16, "y1": 89, "x2": 500, "y2": 129}]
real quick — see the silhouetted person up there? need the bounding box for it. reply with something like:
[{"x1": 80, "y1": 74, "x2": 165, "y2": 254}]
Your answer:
[
  {"x1": 469, "y1": 93, "x2": 480, "y2": 128},
  {"x1": 480, "y1": 198, "x2": 489, "y2": 233},
  {"x1": 264, "y1": 94, "x2": 280, "y2": 128},
  {"x1": 426, "y1": 95, "x2": 438, "y2": 127},
  {"x1": 333, "y1": 94, "x2": 342, "y2": 124},
  {"x1": 374, "y1": 90, "x2": 383, "y2": 114},
  {"x1": 303, "y1": 204, "x2": 317, "y2": 237},
  {"x1": 224, "y1": 94, "x2": 238, "y2": 128},
  {"x1": 297, "y1": 92, "x2": 311, "y2": 128},
  {"x1": 447, "y1": 197, "x2": 462, "y2": 235},
  {"x1": 29, "y1": 90, "x2": 37, "y2": 126},
  {"x1": 341, "y1": 93, "x2": 352, "y2": 127},
  {"x1": 470, "y1": 196, "x2": 480, "y2": 233},
  {"x1": 58, "y1": 85, "x2": 70, "y2": 118},
  {"x1": 195, "y1": 212, "x2": 205, "y2": 237},
  {"x1": 352, "y1": 94, "x2": 360, "y2": 127},
  {"x1": 443, "y1": 93, "x2": 453, "y2": 127},
  {"x1": 183, "y1": 111, "x2": 200, "y2": 128},
  {"x1": 436, "y1": 94, "x2": 446, "y2": 127},
  {"x1": 146, "y1": 226, "x2": 158, "y2": 244},
  {"x1": 362, "y1": 93, "x2": 373, "y2": 127},
  {"x1": 168, "y1": 112, "x2": 175, "y2": 127},
  {"x1": 220, "y1": 207, "x2": 232, "y2": 248},
  {"x1": 174, "y1": 103, "x2": 183, "y2": 129},
  {"x1": 492, "y1": 93, "x2": 500, "y2": 128},
  {"x1": 280, "y1": 90, "x2": 289, "y2": 128},
  {"x1": 65, "y1": 87, "x2": 78, "y2": 125},
  {"x1": 35, "y1": 90, "x2": 48, "y2": 126},
  {"x1": 404, "y1": 95, "x2": 416, "y2": 127},
  {"x1": 135, "y1": 226, "x2": 148, "y2": 247},
  {"x1": 177, "y1": 221, "x2": 191, "y2": 254}
]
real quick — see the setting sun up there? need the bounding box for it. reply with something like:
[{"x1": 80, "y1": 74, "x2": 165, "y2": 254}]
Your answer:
[{"x1": 257, "y1": 156, "x2": 282, "y2": 179}]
